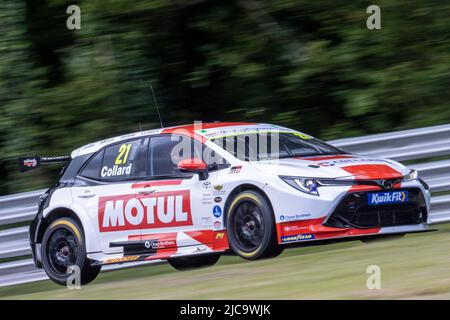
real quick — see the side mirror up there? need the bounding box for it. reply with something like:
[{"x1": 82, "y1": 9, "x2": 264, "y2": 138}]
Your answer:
[{"x1": 177, "y1": 158, "x2": 209, "y2": 180}]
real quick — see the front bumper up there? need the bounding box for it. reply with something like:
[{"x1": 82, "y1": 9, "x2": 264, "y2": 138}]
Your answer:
[
  {"x1": 275, "y1": 187, "x2": 429, "y2": 245},
  {"x1": 324, "y1": 188, "x2": 427, "y2": 229}
]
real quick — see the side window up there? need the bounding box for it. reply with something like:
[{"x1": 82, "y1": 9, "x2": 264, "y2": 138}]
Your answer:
[
  {"x1": 149, "y1": 135, "x2": 186, "y2": 176},
  {"x1": 80, "y1": 151, "x2": 104, "y2": 179},
  {"x1": 81, "y1": 138, "x2": 146, "y2": 180},
  {"x1": 148, "y1": 135, "x2": 227, "y2": 177},
  {"x1": 203, "y1": 145, "x2": 228, "y2": 169}
]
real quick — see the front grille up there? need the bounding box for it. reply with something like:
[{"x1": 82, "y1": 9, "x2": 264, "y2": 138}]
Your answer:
[{"x1": 324, "y1": 188, "x2": 427, "y2": 229}]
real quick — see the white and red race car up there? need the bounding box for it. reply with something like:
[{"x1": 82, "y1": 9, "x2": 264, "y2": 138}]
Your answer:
[{"x1": 19, "y1": 122, "x2": 431, "y2": 285}]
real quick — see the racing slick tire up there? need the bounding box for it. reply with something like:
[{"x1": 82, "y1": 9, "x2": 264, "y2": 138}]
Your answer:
[
  {"x1": 361, "y1": 233, "x2": 406, "y2": 244},
  {"x1": 226, "y1": 190, "x2": 282, "y2": 260},
  {"x1": 41, "y1": 217, "x2": 101, "y2": 286},
  {"x1": 168, "y1": 254, "x2": 221, "y2": 271}
]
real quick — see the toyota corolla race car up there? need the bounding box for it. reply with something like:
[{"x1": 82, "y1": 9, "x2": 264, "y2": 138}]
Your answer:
[{"x1": 19, "y1": 122, "x2": 431, "y2": 285}]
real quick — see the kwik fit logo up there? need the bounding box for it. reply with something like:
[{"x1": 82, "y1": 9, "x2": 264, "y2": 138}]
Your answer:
[{"x1": 368, "y1": 191, "x2": 408, "y2": 205}]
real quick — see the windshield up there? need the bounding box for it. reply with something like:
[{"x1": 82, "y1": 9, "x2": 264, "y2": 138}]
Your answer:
[{"x1": 211, "y1": 132, "x2": 345, "y2": 161}]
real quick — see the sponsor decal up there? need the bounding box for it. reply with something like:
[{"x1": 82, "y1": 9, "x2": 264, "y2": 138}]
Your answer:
[
  {"x1": 279, "y1": 213, "x2": 311, "y2": 222},
  {"x1": 202, "y1": 181, "x2": 211, "y2": 189},
  {"x1": 98, "y1": 190, "x2": 192, "y2": 232},
  {"x1": 23, "y1": 159, "x2": 37, "y2": 167},
  {"x1": 144, "y1": 241, "x2": 153, "y2": 249},
  {"x1": 229, "y1": 166, "x2": 242, "y2": 174},
  {"x1": 199, "y1": 126, "x2": 280, "y2": 139},
  {"x1": 281, "y1": 233, "x2": 315, "y2": 243},
  {"x1": 213, "y1": 221, "x2": 222, "y2": 229},
  {"x1": 317, "y1": 158, "x2": 388, "y2": 167},
  {"x1": 104, "y1": 255, "x2": 140, "y2": 264},
  {"x1": 201, "y1": 216, "x2": 212, "y2": 224},
  {"x1": 368, "y1": 191, "x2": 408, "y2": 205},
  {"x1": 101, "y1": 142, "x2": 135, "y2": 177},
  {"x1": 216, "y1": 232, "x2": 225, "y2": 239},
  {"x1": 113, "y1": 238, "x2": 177, "y2": 255},
  {"x1": 213, "y1": 205, "x2": 222, "y2": 218},
  {"x1": 198, "y1": 125, "x2": 311, "y2": 140},
  {"x1": 202, "y1": 190, "x2": 212, "y2": 205},
  {"x1": 302, "y1": 155, "x2": 354, "y2": 161},
  {"x1": 214, "y1": 196, "x2": 222, "y2": 203},
  {"x1": 158, "y1": 240, "x2": 176, "y2": 248},
  {"x1": 213, "y1": 185, "x2": 226, "y2": 196},
  {"x1": 101, "y1": 163, "x2": 133, "y2": 178},
  {"x1": 380, "y1": 180, "x2": 394, "y2": 190},
  {"x1": 145, "y1": 239, "x2": 175, "y2": 249},
  {"x1": 283, "y1": 225, "x2": 307, "y2": 232},
  {"x1": 136, "y1": 233, "x2": 178, "y2": 250}
]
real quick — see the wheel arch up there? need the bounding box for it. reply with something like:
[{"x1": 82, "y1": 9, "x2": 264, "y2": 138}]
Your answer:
[
  {"x1": 37, "y1": 207, "x2": 84, "y2": 244},
  {"x1": 223, "y1": 183, "x2": 275, "y2": 226}
]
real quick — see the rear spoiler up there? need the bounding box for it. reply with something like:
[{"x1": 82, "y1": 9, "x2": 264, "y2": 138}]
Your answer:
[{"x1": 18, "y1": 156, "x2": 71, "y2": 173}]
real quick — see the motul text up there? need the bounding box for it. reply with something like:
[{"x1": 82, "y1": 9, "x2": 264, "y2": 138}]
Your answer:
[{"x1": 98, "y1": 190, "x2": 192, "y2": 232}]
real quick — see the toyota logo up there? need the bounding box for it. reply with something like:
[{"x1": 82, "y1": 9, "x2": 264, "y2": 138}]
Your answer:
[{"x1": 381, "y1": 180, "x2": 394, "y2": 190}]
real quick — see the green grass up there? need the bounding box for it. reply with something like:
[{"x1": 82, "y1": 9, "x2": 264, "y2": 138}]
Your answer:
[
  {"x1": 431, "y1": 191, "x2": 450, "y2": 197},
  {"x1": 403, "y1": 155, "x2": 450, "y2": 166},
  {"x1": 0, "y1": 255, "x2": 32, "y2": 264},
  {"x1": 0, "y1": 221, "x2": 30, "y2": 231},
  {"x1": 2, "y1": 224, "x2": 450, "y2": 300}
]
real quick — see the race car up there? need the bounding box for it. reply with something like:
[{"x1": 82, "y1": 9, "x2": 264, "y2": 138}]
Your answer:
[{"x1": 19, "y1": 122, "x2": 431, "y2": 285}]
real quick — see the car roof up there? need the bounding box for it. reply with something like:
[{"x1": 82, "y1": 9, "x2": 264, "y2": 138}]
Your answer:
[{"x1": 70, "y1": 121, "x2": 307, "y2": 158}]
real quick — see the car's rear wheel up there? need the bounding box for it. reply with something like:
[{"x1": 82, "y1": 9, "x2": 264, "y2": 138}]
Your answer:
[
  {"x1": 168, "y1": 254, "x2": 220, "y2": 271},
  {"x1": 41, "y1": 217, "x2": 101, "y2": 286},
  {"x1": 361, "y1": 233, "x2": 405, "y2": 244},
  {"x1": 226, "y1": 190, "x2": 282, "y2": 260}
]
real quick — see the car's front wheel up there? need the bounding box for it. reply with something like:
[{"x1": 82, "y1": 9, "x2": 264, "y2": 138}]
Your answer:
[
  {"x1": 41, "y1": 217, "x2": 101, "y2": 286},
  {"x1": 226, "y1": 190, "x2": 282, "y2": 260}
]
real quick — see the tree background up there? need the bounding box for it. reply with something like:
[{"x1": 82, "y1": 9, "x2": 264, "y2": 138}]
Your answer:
[{"x1": 0, "y1": 0, "x2": 449, "y2": 195}]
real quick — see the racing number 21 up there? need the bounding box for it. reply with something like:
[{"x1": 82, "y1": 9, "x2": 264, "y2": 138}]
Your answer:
[{"x1": 115, "y1": 143, "x2": 131, "y2": 165}]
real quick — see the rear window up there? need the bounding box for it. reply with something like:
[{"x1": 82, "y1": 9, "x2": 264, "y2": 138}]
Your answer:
[{"x1": 80, "y1": 138, "x2": 146, "y2": 180}]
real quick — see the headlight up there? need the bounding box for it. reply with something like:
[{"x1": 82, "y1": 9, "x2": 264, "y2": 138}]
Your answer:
[
  {"x1": 280, "y1": 176, "x2": 357, "y2": 196},
  {"x1": 280, "y1": 177, "x2": 320, "y2": 196},
  {"x1": 402, "y1": 170, "x2": 418, "y2": 182}
]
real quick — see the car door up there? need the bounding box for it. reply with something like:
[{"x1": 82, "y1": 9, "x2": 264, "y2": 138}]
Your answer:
[
  {"x1": 134, "y1": 134, "x2": 219, "y2": 256},
  {"x1": 71, "y1": 138, "x2": 147, "y2": 255}
]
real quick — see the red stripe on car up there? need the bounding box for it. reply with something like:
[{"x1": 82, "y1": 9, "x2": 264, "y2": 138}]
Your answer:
[
  {"x1": 342, "y1": 164, "x2": 403, "y2": 180},
  {"x1": 131, "y1": 180, "x2": 182, "y2": 189},
  {"x1": 276, "y1": 218, "x2": 381, "y2": 244}
]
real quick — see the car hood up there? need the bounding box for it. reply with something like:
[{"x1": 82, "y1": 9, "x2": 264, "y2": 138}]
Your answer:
[{"x1": 250, "y1": 154, "x2": 410, "y2": 180}]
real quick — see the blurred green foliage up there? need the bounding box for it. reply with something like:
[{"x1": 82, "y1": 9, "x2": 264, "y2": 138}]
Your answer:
[{"x1": 0, "y1": 0, "x2": 449, "y2": 194}]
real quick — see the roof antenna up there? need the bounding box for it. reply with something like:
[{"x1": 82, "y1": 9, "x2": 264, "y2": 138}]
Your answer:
[{"x1": 151, "y1": 84, "x2": 164, "y2": 128}]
